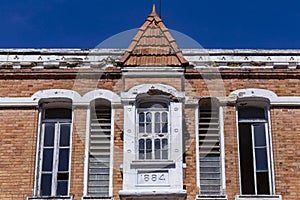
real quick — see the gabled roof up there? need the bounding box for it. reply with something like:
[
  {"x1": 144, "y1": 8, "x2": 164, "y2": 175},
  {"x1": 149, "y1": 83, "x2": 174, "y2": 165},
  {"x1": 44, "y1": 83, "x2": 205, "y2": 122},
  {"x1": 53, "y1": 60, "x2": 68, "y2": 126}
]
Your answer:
[{"x1": 118, "y1": 5, "x2": 189, "y2": 67}]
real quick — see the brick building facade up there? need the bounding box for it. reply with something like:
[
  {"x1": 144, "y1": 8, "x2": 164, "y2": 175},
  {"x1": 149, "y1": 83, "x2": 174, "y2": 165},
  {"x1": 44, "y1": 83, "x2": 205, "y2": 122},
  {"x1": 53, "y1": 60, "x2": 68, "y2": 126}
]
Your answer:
[{"x1": 0, "y1": 5, "x2": 299, "y2": 200}]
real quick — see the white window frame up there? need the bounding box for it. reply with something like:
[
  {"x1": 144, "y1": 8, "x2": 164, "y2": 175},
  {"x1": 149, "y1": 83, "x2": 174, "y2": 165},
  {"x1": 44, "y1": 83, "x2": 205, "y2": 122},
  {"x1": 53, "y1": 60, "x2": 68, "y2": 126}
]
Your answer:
[
  {"x1": 136, "y1": 104, "x2": 170, "y2": 161},
  {"x1": 35, "y1": 101, "x2": 73, "y2": 197},
  {"x1": 82, "y1": 89, "x2": 121, "y2": 199},
  {"x1": 195, "y1": 99, "x2": 226, "y2": 197},
  {"x1": 236, "y1": 99, "x2": 276, "y2": 196},
  {"x1": 84, "y1": 100, "x2": 114, "y2": 198},
  {"x1": 120, "y1": 84, "x2": 186, "y2": 196}
]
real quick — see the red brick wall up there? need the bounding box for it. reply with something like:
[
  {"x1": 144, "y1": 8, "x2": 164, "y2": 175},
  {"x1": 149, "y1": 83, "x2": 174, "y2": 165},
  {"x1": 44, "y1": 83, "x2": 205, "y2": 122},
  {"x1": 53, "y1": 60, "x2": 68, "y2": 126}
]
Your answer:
[
  {"x1": 223, "y1": 106, "x2": 240, "y2": 200},
  {"x1": 0, "y1": 68, "x2": 300, "y2": 200},
  {"x1": 186, "y1": 75, "x2": 300, "y2": 200},
  {"x1": 183, "y1": 107, "x2": 198, "y2": 199},
  {"x1": 271, "y1": 107, "x2": 300, "y2": 200},
  {"x1": 0, "y1": 108, "x2": 38, "y2": 199},
  {"x1": 69, "y1": 107, "x2": 87, "y2": 198},
  {"x1": 112, "y1": 108, "x2": 124, "y2": 200}
]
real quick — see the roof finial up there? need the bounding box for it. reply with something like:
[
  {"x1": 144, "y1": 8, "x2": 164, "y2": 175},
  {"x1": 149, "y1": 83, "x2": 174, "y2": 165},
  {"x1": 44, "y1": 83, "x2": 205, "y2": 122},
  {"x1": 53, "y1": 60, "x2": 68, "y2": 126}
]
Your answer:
[
  {"x1": 150, "y1": 4, "x2": 158, "y2": 16},
  {"x1": 152, "y1": 4, "x2": 156, "y2": 13}
]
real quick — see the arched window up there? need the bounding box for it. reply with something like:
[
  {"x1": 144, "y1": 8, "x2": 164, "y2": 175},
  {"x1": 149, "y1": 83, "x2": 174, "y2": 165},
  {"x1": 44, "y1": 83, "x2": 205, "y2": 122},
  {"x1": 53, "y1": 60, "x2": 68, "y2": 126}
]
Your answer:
[
  {"x1": 137, "y1": 100, "x2": 169, "y2": 160},
  {"x1": 198, "y1": 98, "x2": 224, "y2": 196},
  {"x1": 87, "y1": 99, "x2": 113, "y2": 197},
  {"x1": 37, "y1": 99, "x2": 72, "y2": 197},
  {"x1": 237, "y1": 98, "x2": 274, "y2": 195}
]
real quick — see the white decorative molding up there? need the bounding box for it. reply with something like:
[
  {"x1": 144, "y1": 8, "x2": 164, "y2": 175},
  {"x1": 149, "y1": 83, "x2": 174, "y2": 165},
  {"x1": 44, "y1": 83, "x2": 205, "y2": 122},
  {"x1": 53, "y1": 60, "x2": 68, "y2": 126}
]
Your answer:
[
  {"x1": 32, "y1": 89, "x2": 82, "y2": 102},
  {"x1": 1, "y1": 48, "x2": 300, "y2": 69},
  {"x1": 0, "y1": 89, "x2": 121, "y2": 107},
  {"x1": 230, "y1": 88, "x2": 300, "y2": 106},
  {"x1": 122, "y1": 84, "x2": 184, "y2": 101},
  {"x1": 0, "y1": 97, "x2": 38, "y2": 107},
  {"x1": 83, "y1": 89, "x2": 121, "y2": 103},
  {"x1": 2, "y1": 88, "x2": 300, "y2": 107}
]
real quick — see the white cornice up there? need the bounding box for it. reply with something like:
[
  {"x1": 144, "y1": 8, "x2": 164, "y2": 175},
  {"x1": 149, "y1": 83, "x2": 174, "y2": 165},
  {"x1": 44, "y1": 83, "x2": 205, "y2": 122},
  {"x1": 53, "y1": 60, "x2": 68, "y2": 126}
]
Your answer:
[{"x1": 0, "y1": 48, "x2": 300, "y2": 70}]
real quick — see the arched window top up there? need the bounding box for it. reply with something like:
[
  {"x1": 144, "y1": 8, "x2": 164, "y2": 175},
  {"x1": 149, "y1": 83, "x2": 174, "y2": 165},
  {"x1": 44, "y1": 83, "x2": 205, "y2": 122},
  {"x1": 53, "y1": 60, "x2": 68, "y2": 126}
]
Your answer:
[
  {"x1": 39, "y1": 98, "x2": 72, "y2": 109},
  {"x1": 90, "y1": 98, "x2": 111, "y2": 108},
  {"x1": 83, "y1": 90, "x2": 120, "y2": 103},
  {"x1": 122, "y1": 84, "x2": 184, "y2": 102},
  {"x1": 137, "y1": 96, "x2": 170, "y2": 110},
  {"x1": 32, "y1": 89, "x2": 81, "y2": 102},
  {"x1": 39, "y1": 98, "x2": 72, "y2": 121},
  {"x1": 230, "y1": 88, "x2": 277, "y2": 100},
  {"x1": 138, "y1": 101, "x2": 168, "y2": 109},
  {"x1": 237, "y1": 97, "x2": 270, "y2": 107},
  {"x1": 237, "y1": 97, "x2": 269, "y2": 121},
  {"x1": 238, "y1": 106, "x2": 267, "y2": 120},
  {"x1": 199, "y1": 97, "x2": 220, "y2": 109}
]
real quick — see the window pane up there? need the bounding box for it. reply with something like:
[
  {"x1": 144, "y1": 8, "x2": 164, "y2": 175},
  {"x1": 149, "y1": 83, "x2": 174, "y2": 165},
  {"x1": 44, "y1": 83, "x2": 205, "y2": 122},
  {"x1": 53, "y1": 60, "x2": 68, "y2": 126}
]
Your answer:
[
  {"x1": 139, "y1": 139, "x2": 145, "y2": 159},
  {"x1": 146, "y1": 123, "x2": 151, "y2": 133},
  {"x1": 255, "y1": 148, "x2": 268, "y2": 171},
  {"x1": 45, "y1": 108, "x2": 72, "y2": 119},
  {"x1": 57, "y1": 172, "x2": 69, "y2": 180},
  {"x1": 162, "y1": 112, "x2": 168, "y2": 122},
  {"x1": 238, "y1": 123, "x2": 255, "y2": 194},
  {"x1": 41, "y1": 174, "x2": 52, "y2": 196},
  {"x1": 44, "y1": 124, "x2": 55, "y2": 147},
  {"x1": 155, "y1": 112, "x2": 160, "y2": 123},
  {"x1": 139, "y1": 113, "x2": 144, "y2": 123},
  {"x1": 146, "y1": 139, "x2": 152, "y2": 159},
  {"x1": 238, "y1": 106, "x2": 266, "y2": 120},
  {"x1": 56, "y1": 180, "x2": 68, "y2": 196},
  {"x1": 162, "y1": 139, "x2": 168, "y2": 159},
  {"x1": 256, "y1": 172, "x2": 270, "y2": 194},
  {"x1": 155, "y1": 139, "x2": 161, "y2": 159},
  {"x1": 139, "y1": 123, "x2": 145, "y2": 133},
  {"x1": 58, "y1": 149, "x2": 70, "y2": 171},
  {"x1": 60, "y1": 124, "x2": 71, "y2": 147},
  {"x1": 155, "y1": 123, "x2": 160, "y2": 133},
  {"x1": 162, "y1": 122, "x2": 168, "y2": 133},
  {"x1": 42, "y1": 149, "x2": 53, "y2": 171},
  {"x1": 254, "y1": 124, "x2": 266, "y2": 147},
  {"x1": 146, "y1": 112, "x2": 152, "y2": 122},
  {"x1": 155, "y1": 112, "x2": 160, "y2": 133}
]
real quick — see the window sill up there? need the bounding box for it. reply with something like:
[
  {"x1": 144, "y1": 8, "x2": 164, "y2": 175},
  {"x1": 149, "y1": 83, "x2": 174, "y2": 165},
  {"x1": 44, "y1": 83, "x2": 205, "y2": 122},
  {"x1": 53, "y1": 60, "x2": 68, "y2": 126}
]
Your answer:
[
  {"x1": 119, "y1": 189, "x2": 186, "y2": 200},
  {"x1": 130, "y1": 160, "x2": 175, "y2": 169},
  {"x1": 235, "y1": 195, "x2": 282, "y2": 200},
  {"x1": 196, "y1": 195, "x2": 227, "y2": 200},
  {"x1": 27, "y1": 196, "x2": 74, "y2": 200}
]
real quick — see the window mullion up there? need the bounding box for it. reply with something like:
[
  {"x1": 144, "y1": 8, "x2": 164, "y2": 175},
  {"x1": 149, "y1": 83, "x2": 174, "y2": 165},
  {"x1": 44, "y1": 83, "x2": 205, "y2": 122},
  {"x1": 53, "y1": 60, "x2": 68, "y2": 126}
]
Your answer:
[
  {"x1": 168, "y1": 110, "x2": 170, "y2": 159},
  {"x1": 265, "y1": 122, "x2": 272, "y2": 194},
  {"x1": 38, "y1": 124, "x2": 46, "y2": 196},
  {"x1": 52, "y1": 122, "x2": 59, "y2": 196},
  {"x1": 151, "y1": 111, "x2": 155, "y2": 159},
  {"x1": 251, "y1": 124, "x2": 258, "y2": 195}
]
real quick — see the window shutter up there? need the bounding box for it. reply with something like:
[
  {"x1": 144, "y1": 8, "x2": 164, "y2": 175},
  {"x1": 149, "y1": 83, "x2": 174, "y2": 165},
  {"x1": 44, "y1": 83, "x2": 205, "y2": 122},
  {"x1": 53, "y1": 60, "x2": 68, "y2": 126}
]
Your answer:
[
  {"x1": 88, "y1": 108, "x2": 111, "y2": 196},
  {"x1": 199, "y1": 103, "x2": 222, "y2": 195}
]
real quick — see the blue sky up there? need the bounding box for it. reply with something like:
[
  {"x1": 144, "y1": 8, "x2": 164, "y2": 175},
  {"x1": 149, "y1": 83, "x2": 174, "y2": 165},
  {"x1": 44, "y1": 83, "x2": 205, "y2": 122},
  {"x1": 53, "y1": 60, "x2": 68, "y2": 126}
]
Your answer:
[{"x1": 1, "y1": 0, "x2": 300, "y2": 49}]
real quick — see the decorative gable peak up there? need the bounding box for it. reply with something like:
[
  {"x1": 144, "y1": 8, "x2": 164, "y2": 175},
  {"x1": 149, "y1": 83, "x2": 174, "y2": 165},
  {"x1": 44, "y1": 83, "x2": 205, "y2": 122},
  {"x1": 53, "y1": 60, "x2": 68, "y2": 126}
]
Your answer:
[{"x1": 118, "y1": 4, "x2": 189, "y2": 67}]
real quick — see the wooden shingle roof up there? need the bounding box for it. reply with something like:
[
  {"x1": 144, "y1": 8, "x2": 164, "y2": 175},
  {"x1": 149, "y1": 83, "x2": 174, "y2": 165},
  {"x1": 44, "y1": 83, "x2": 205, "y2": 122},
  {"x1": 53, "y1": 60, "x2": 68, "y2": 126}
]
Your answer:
[{"x1": 118, "y1": 5, "x2": 189, "y2": 67}]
